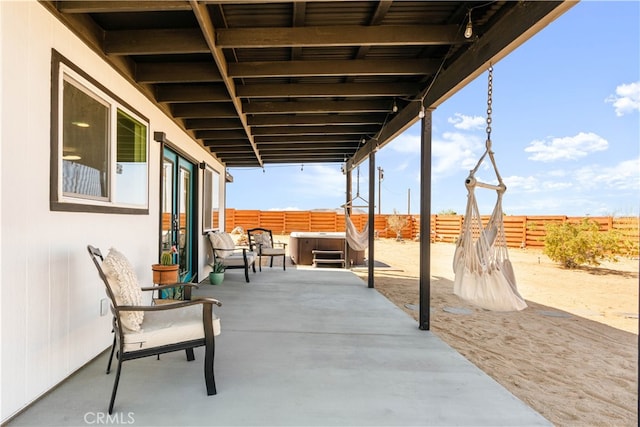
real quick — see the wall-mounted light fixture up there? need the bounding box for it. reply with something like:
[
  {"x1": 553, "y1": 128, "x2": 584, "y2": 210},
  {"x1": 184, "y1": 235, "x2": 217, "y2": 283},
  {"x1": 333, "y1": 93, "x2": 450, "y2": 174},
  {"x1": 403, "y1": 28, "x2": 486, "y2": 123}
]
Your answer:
[{"x1": 392, "y1": 99, "x2": 398, "y2": 113}]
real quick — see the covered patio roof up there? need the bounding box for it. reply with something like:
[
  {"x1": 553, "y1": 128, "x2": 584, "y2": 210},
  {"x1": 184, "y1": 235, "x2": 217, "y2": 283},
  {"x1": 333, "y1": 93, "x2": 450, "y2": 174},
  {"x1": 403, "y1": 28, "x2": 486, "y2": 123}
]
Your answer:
[{"x1": 41, "y1": 0, "x2": 574, "y2": 169}]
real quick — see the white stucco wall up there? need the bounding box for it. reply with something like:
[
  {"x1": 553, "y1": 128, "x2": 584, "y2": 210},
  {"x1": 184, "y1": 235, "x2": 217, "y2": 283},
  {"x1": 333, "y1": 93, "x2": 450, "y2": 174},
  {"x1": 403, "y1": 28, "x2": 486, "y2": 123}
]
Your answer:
[{"x1": 0, "y1": 1, "x2": 226, "y2": 421}]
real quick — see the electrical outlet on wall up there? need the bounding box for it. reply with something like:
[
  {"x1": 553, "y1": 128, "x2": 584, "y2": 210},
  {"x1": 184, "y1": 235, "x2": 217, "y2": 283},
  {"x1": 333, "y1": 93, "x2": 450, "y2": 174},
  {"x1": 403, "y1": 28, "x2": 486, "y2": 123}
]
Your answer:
[{"x1": 100, "y1": 298, "x2": 109, "y2": 316}]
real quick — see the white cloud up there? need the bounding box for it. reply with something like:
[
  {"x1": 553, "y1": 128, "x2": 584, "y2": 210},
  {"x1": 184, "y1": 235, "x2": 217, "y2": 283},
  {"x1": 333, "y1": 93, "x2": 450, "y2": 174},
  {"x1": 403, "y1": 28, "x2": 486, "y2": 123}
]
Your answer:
[
  {"x1": 293, "y1": 164, "x2": 346, "y2": 196},
  {"x1": 605, "y1": 81, "x2": 640, "y2": 116},
  {"x1": 542, "y1": 181, "x2": 573, "y2": 191},
  {"x1": 573, "y1": 157, "x2": 640, "y2": 191},
  {"x1": 547, "y1": 169, "x2": 568, "y2": 178},
  {"x1": 503, "y1": 175, "x2": 540, "y2": 192},
  {"x1": 447, "y1": 113, "x2": 485, "y2": 130},
  {"x1": 395, "y1": 161, "x2": 409, "y2": 172},
  {"x1": 525, "y1": 132, "x2": 608, "y2": 162},
  {"x1": 432, "y1": 132, "x2": 483, "y2": 176},
  {"x1": 389, "y1": 133, "x2": 420, "y2": 153},
  {"x1": 269, "y1": 206, "x2": 300, "y2": 211}
]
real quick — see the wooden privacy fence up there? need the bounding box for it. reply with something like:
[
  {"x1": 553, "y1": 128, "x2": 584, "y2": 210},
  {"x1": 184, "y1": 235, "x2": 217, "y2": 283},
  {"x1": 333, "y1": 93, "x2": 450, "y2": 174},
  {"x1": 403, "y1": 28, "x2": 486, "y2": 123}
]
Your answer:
[{"x1": 225, "y1": 209, "x2": 639, "y2": 252}]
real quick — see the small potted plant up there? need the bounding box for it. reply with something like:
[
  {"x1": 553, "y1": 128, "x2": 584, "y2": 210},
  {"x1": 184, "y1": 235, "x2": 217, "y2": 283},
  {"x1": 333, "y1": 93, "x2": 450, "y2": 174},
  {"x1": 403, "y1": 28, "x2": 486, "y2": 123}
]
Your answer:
[
  {"x1": 208, "y1": 260, "x2": 225, "y2": 285},
  {"x1": 151, "y1": 246, "x2": 179, "y2": 284}
]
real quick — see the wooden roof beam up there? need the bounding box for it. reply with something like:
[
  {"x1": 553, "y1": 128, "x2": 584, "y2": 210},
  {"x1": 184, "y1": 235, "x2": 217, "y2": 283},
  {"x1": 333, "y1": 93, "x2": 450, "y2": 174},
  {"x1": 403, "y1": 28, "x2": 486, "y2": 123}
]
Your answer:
[
  {"x1": 259, "y1": 155, "x2": 347, "y2": 163},
  {"x1": 184, "y1": 118, "x2": 244, "y2": 130},
  {"x1": 244, "y1": 100, "x2": 392, "y2": 114},
  {"x1": 237, "y1": 82, "x2": 418, "y2": 98},
  {"x1": 228, "y1": 59, "x2": 440, "y2": 78},
  {"x1": 255, "y1": 135, "x2": 359, "y2": 144},
  {"x1": 137, "y1": 63, "x2": 223, "y2": 84},
  {"x1": 216, "y1": 25, "x2": 464, "y2": 48},
  {"x1": 247, "y1": 114, "x2": 386, "y2": 126},
  {"x1": 207, "y1": 147, "x2": 255, "y2": 154},
  {"x1": 155, "y1": 84, "x2": 229, "y2": 102},
  {"x1": 203, "y1": 139, "x2": 251, "y2": 147},
  {"x1": 195, "y1": 130, "x2": 248, "y2": 139},
  {"x1": 258, "y1": 146, "x2": 356, "y2": 153},
  {"x1": 104, "y1": 29, "x2": 209, "y2": 55},
  {"x1": 257, "y1": 144, "x2": 356, "y2": 151},
  {"x1": 57, "y1": 1, "x2": 192, "y2": 13},
  {"x1": 252, "y1": 125, "x2": 379, "y2": 136},
  {"x1": 171, "y1": 103, "x2": 238, "y2": 118}
]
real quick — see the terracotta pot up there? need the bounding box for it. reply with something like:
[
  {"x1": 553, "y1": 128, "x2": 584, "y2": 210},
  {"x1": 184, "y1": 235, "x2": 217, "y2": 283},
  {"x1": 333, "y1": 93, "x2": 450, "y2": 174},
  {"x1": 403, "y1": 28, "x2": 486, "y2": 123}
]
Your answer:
[{"x1": 151, "y1": 264, "x2": 179, "y2": 284}]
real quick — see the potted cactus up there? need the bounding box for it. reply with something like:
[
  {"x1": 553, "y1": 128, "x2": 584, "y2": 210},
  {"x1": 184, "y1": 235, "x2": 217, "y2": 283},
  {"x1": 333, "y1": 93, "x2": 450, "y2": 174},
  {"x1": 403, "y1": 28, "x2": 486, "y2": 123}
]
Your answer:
[
  {"x1": 151, "y1": 246, "x2": 179, "y2": 284},
  {"x1": 208, "y1": 260, "x2": 225, "y2": 285}
]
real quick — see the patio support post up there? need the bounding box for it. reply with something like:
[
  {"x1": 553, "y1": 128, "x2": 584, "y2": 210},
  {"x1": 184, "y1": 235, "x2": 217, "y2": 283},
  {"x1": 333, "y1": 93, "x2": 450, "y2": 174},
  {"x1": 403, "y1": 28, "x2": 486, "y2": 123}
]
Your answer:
[
  {"x1": 368, "y1": 151, "x2": 375, "y2": 288},
  {"x1": 419, "y1": 109, "x2": 433, "y2": 330}
]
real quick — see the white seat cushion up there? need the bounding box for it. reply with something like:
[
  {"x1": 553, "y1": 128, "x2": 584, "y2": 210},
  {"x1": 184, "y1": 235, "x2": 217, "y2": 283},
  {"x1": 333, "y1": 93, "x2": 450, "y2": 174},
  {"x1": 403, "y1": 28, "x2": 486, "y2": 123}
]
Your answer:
[
  {"x1": 102, "y1": 248, "x2": 144, "y2": 332},
  {"x1": 123, "y1": 304, "x2": 220, "y2": 352},
  {"x1": 221, "y1": 251, "x2": 256, "y2": 267},
  {"x1": 261, "y1": 248, "x2": 285, "y2": 256}
]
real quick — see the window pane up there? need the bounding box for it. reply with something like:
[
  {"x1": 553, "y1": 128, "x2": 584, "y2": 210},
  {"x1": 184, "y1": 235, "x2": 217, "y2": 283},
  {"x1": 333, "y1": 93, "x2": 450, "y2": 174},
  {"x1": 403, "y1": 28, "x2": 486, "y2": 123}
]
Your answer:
[
  {"x1": 115, "y1": 109, "x2": 148, "y2": 206},
  {"x1": 212, "y1": 170, "x2": 220, "y2": 228},
  {"x1": 62, "y1": 80, "x2": 109, "y2": 199},
  {"x1": 162, "y1": 159, "x2": 175, "y2": 252},
  {"x1": 203, "y1": 168, "x2": 213, "y2": 230}
]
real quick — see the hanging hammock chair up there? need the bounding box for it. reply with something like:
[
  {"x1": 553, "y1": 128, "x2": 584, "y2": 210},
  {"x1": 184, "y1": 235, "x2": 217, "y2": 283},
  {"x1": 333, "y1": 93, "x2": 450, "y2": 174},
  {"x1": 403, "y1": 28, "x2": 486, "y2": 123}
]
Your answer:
[
  {"x1": 346, "y1": 214, "x2": 369, "y2": 251},
  {"x1": 452, "y1": 67, "x2": 527, "y2": 312},
  {"x1": 343, "y1": 166, "x2": 370, "y2": 252}
]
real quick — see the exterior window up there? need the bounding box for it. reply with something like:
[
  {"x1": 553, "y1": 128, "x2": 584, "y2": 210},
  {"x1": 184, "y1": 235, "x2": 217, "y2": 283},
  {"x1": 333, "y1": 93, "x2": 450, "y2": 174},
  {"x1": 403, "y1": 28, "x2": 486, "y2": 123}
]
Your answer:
[
  {"x1": 202, "y1": 166, "x2": 220, "y2": 231},
  {"x1": 115, "y1": 110, "x2": 148, "y2": 205},
  {"x1": 51, "y1": 50, "x2": 149, "y2": 213}
]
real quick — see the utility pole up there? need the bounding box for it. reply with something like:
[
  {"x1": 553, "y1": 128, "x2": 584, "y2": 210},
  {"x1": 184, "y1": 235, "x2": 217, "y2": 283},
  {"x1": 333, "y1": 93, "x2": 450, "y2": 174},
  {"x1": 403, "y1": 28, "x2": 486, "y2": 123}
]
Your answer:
[{"x1": 377, "y1": 166, "x2": 384, "y2": 214}]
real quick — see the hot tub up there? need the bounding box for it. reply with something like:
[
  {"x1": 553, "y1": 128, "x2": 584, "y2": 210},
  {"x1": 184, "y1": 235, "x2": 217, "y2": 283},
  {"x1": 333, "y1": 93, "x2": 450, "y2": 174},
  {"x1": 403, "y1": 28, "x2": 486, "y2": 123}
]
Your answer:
[{"x1": 289, "y1": 232, "x2": 365, "y2": 267}]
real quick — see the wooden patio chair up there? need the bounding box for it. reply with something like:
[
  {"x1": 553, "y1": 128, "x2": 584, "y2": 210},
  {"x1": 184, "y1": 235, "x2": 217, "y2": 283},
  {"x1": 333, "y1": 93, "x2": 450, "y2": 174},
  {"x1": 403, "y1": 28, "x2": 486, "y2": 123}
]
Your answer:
[
  {"x1": 87, "y1": 245, "x2": 222, "y2": 414},
  {"x1": 247, "y1": 228, "x2": 287, "y2": 271}
]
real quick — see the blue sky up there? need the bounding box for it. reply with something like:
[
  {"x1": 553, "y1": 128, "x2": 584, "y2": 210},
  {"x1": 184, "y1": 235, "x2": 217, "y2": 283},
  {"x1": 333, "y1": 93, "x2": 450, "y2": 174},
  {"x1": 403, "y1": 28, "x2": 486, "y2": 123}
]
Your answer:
[{"x1": 227, "y1": 1, "x2": 640, "y2": 217}]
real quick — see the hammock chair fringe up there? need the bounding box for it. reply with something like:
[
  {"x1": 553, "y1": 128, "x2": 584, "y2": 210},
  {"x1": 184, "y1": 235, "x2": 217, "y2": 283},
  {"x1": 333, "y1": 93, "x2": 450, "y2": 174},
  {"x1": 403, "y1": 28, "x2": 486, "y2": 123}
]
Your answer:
[{"x1": 345, "y1": 213, "x2": 368, "y2": 252}]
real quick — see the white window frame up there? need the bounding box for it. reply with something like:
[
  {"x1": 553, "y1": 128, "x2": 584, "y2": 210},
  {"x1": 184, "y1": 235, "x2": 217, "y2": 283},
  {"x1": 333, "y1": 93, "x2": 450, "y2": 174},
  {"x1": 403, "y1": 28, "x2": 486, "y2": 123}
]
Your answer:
[{"x1": 202, "y1": 164, "x2": 221, "y2": 232}]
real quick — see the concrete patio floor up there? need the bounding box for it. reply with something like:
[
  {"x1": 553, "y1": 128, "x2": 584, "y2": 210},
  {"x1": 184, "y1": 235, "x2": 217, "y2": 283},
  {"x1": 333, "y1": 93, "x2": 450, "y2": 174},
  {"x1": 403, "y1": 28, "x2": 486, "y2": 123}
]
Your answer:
[{"x1": 8, "y1": 264, "x2": 550, "y2": 426}]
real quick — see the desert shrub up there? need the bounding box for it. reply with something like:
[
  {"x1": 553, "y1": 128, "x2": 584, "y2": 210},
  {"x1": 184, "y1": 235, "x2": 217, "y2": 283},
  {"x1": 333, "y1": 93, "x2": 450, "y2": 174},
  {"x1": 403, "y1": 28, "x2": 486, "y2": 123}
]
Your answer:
[
  {"x1": 543, "y1": 218, "x2": 625, "y2": 268},
  {"x1": 438, "y1": 209, "x2": 457, "y2": 215},
  {"x1": 387, "y1": 209, "x2": 408, "y2": 241}
]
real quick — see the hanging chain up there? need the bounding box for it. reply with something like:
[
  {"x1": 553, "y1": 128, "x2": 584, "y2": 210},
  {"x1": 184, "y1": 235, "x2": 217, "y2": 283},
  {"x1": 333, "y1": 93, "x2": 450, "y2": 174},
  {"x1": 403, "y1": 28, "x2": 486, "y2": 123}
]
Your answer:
[
  {"x1": 485, "y1": 66, "x2": 493, "y2": 149},
  {"x1": 468, "y1": 64, "x2": 502, "y2": 182}
]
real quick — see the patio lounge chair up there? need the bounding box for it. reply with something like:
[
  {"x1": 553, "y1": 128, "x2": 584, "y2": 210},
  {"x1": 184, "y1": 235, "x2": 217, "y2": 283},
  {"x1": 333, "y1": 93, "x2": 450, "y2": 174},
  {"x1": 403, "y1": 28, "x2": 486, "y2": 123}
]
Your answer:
[
  {"x1": 247, "y1": 228, "x2": 287, "y2": 271},
  {"x1": 207, "y1": 231, "x2": 257, "y2": 282},
  {"x1": 87, "y1": 245, "x2": 222, "y2": 414}
]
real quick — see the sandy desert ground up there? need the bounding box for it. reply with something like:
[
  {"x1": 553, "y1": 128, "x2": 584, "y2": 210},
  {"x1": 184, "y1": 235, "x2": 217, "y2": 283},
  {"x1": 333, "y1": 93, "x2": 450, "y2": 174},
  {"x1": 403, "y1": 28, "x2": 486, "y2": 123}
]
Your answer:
[{"x1": 347, "y1": 238, "x2": 638, "y2": 427}]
